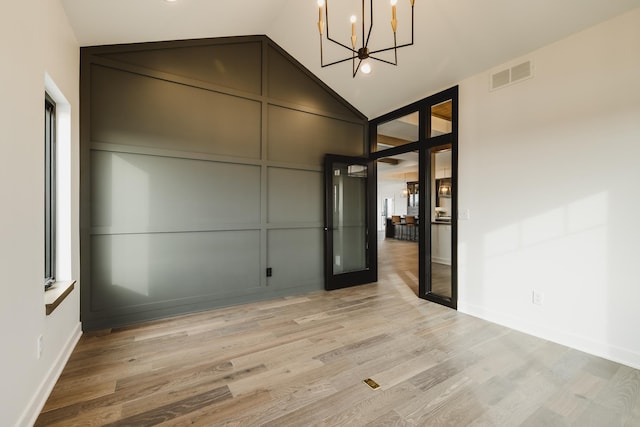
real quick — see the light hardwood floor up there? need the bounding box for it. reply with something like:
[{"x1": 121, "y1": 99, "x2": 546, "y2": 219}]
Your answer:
[
  {"x1": 378, "y1": 235, "x2": 420, "y2": 296},
  {"x1": 379, "y1": 234, "x2": 451, "y2": 297},
  {"x1": 37, "y1": 243, "x2": 640, "y2": 426}
]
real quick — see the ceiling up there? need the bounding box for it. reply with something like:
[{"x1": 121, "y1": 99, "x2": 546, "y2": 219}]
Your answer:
[
  {"x1": 60, "y1": 0, "x2": 640, "y2": 118},
  {"x1": 378, "y1": 151, "x2": 419, "y2": 182}
]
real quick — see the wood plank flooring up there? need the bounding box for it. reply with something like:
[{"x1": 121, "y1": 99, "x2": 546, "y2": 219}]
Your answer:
[
  {"x1": 37, "y1": 241, "x2": 640, "y2": 426},
  {"x1": 379, "y1": 234, "x2": 451, "y2": 297},
  {"x1": 378, "y1": 235, "x2": 420, "y2": 296}
]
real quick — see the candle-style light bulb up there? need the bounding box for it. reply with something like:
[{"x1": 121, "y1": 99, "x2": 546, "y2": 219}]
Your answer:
[
  {"x1": 350, "y1": 15, "x2": 357, "y2": 48},
  {"x1": 317, "y1": 0, "x2": 324, "y2": 35},
  {"x1": 391, "y1": 0, "x2": 398, "y2": 33}
]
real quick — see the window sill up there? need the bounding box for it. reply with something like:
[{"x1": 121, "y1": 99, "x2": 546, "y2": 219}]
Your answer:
[{"x1": 45, "y1": 280, "x2": 76, "y2": 315}]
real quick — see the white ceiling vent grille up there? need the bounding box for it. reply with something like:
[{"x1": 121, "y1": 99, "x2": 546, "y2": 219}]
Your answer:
[{"x1": 490, "y1": 59, "x2": 533, "y2": 91}]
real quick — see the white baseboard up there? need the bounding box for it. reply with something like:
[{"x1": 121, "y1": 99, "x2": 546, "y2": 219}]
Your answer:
[
  {"x1": 19, "y1": 322, "x2": 82, "y2": 427},
  {"x1": 458, "y1": 300, "x2": 640, "y2": 371}
]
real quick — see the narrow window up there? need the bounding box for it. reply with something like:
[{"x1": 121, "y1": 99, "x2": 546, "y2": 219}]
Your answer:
[{"x1": 45, "y1": 94, "x2": 56, "y2": 289}]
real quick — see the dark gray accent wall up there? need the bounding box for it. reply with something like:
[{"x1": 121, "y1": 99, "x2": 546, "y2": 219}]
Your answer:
[{"x1": 80, "y1": 36, "x2": 366, "y2": 330}]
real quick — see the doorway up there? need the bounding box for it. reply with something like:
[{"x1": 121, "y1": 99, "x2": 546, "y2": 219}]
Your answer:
[
  {"x1": 376, "y1": 151, "x2": 420, "y2": 295},
  {"x1": 322, "y1": 86, "x2": 458, "y2": 308},
  {"x1": 370, "y1": 86, "x2": 458, "y2": 309}
]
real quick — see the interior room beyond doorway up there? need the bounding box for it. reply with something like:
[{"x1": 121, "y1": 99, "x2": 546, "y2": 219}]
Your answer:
[
  {"x1": 376, "y1": 147, "x2": 454, "y2": 298},
  {"x1": 377, "y1": 151, "x2": 419, "y2": 295}
]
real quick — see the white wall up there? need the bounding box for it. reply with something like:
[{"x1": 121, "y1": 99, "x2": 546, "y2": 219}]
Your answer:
[
  {"x1": 458, "y1": 8, "x2": 640, "y2": 368},
  {"x1": 0, "y1": 1, "x2": 80, "y2": 425},
  {"x1": 377, "y1": 180, "x2": 409, "y2": 231}
]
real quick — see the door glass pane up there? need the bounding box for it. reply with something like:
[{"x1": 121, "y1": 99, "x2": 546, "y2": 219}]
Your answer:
[
  {"x1": 332, "y1": 162, "x2": 368, "y2": 274},
  {"x1": 430, "y1": 144, "x2": 452, "y2": 297},
  {"x1": 429, "y1": 100, "x2": 452, "y2": 138},
  {"x1": 375, "y1": 111, "x2": 419, "y2": 152}
]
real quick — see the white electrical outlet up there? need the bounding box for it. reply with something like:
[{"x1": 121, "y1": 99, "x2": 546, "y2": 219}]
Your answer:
[
  {"x1": 37, "y1": 335, "x2": 43, "y2": 359},
  {"x1": 532, "y1": 291, "x2": 544, "y2": 306},
  {"x1": 458, "y1": 209, "x2": 470, "y2": 220}
]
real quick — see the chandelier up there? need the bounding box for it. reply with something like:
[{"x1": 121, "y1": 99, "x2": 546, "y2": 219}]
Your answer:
[{"x1": 316, "y1": 0, "x2": 415, "y2": 77}]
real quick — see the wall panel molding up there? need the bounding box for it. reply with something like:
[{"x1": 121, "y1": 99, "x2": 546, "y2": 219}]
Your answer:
[{"x1": 81, "y1": 35, "x2": 366, "y2": 330}]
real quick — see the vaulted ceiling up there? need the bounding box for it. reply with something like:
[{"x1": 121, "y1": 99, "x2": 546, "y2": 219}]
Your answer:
[{"x1": 61, "y1": 0, "x2": 640, "y2": 118}]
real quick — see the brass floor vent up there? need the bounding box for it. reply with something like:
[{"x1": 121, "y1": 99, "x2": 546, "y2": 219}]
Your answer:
[{"x1": 364, "y1": 378, "x2": 380, "y2": 390}]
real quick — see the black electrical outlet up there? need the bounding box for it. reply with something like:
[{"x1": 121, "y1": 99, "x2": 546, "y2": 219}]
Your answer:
[{"x1": 266, "y1": 267, "x2": 272, "y2": 277}]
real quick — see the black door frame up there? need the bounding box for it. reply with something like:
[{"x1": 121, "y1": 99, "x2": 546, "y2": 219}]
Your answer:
[
  {"x1": 323, "y1": 154, "x2": 378, "y2": 290},
  {"x1": 369, "y1": 86, "x2": 458, "y2": 309}
]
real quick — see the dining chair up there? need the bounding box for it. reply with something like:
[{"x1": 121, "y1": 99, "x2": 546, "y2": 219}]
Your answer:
[
  {"x1": 391, "y1": 215, "x2": 402, "y2": 239},
  {"x1": 405, "y1": 215, "x2": 416, "y2": 240}
]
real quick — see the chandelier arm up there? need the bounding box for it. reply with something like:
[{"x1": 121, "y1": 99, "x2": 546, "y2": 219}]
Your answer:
[
  {"x1": 325, "y1": 1, "x2": 356, "y2": 54},
  {"x1": 364, "y1": 0, "x2": 374, "y2": 49},
  {"x1": 368, "y1": 55, "x2": 398, "y2": 66},
  {"x1": 321, "y1": 56, "x2": 359, "y2": 68},
  {"x1": 395, "y1": 41, "x2": 415, "y2": 49},
  {"x1": 367, "y1": 46, "x2": 399, "y2": 56},
  {"x1": 326, "y1": 35, "x2": 357, "y2": 53},
  {"x1": 394, "y1": 32, "x2": 398, "y2": 65},
  {"x1": 353, "y1": 53, "x2": 355, "y2": 76},
  {"x1": 367, "y1": 1, "x2": 415, "y2": 56},
  {"x1": 411, "y1": 4, "x2": 415, "y2": 45},
  {"x1": 325, "y1": 0, "x2": 332, "y2": 42},
  {"x1": 367, "y1": 40, "x2": 414, "y2": 56},
  {"x1": 353, "y1": 59, "x2": 362, "y2": 78}
]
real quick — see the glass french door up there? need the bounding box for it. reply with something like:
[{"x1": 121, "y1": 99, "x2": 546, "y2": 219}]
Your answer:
[
  {"x1": 420, "y1": 142, "x2": 457, "y2": 309},
  {"x1": 324, "y1": 155, "x2": 377, "y2": 290},
  {"x1": 370, "y1": 86, "x2": 458, "y2": 309}
]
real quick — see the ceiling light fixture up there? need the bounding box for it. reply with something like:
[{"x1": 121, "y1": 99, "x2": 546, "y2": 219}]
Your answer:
[{"x1": 316, "y1": 0, "x2": 415, "y2": 77}]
